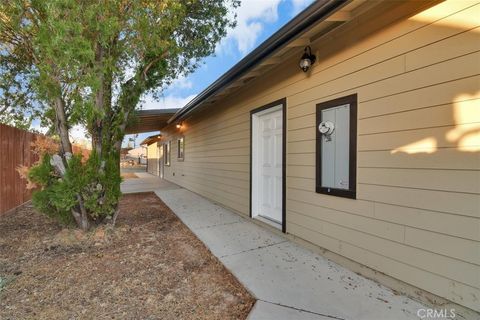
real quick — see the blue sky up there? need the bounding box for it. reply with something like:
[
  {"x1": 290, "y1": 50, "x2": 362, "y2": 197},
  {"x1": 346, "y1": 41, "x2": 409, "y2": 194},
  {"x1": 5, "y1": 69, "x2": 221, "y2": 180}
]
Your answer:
[{"x1": 32, "y1": 0, "x2": 314, "y2": 147}]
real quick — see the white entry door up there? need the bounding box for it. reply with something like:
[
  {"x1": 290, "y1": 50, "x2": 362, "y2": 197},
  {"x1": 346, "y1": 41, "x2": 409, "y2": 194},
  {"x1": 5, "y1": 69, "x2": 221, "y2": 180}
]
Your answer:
[{"x1": 252, "y1": 105, "x2": 283, "y2": 225}]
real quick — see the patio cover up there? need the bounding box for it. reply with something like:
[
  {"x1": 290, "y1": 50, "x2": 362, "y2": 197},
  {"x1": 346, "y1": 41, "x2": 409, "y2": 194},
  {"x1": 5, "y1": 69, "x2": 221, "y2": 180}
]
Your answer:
[
  {"x1": 125, "y1": 109, "x2": 180, "y2": 134},
  {"x1": 140, "y1": 134, "x2": 162, "y2": 146}
]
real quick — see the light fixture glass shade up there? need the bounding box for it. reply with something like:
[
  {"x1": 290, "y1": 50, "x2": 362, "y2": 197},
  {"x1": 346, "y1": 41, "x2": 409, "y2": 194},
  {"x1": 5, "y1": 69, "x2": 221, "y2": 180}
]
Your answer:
[
  {"x1": 299, "y1": 46, "x2": 315, "y2": 72},
  {"x1": 299, "y1": 57, "x2": 312, "y2": 72}
]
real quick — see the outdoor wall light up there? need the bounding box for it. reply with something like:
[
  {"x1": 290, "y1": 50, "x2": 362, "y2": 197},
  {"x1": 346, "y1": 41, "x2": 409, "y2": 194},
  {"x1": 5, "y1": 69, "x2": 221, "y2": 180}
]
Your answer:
[
  {"x1": 176, "y1": 122, "x2": 183, "y2": 129},
  {"x1": 299, "y1": 46, "x2": 316, "y2": 72}
]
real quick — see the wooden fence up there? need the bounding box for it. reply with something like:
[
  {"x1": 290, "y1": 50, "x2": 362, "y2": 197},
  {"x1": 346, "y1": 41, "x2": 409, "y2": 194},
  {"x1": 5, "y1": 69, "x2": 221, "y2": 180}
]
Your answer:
[
  {"x1": 0, "y1": 123, "x2": 39, "y2": 215},
  {"x1": 0, "y1": 123, "x2": 93, "y2": 215}
]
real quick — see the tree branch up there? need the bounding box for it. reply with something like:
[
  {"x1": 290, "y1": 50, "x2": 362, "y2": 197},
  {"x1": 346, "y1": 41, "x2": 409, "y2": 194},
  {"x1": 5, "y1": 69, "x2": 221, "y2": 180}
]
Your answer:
[
  {"x1": 142, "y1": 51, "x2": 169, "y2": 80},
  {"x1": 0, "y1": 104, "x2": 8, "y2": 115}
]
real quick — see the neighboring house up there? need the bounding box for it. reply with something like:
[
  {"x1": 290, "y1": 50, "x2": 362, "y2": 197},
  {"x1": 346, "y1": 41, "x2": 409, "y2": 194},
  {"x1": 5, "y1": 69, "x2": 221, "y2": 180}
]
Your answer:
[
  {"x1": 141, "y1": 0, "x2": 480, "y2": 313},
  {"x1": 127, "y1": 146, "x2": 147, "y2": 164},
  {"x1": 141, "y1": 135, "x2": 164, "y2": 176}
]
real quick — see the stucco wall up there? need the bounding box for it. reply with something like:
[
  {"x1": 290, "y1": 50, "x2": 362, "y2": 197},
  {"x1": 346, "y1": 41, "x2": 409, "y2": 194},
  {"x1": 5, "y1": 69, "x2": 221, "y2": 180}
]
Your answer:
[
  {"x1": 146, "y1": 142, "x2": 159, "y2": 176},
  {"x1": 158, "y1": 1, "x2": 480, "y2": 312}
]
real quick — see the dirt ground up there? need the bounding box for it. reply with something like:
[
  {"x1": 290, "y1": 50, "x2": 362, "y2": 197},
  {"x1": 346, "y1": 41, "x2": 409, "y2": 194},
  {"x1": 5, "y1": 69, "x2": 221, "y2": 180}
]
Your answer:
[{"x1": 0, "y1": 193, "x2": 255, "y2": 319}]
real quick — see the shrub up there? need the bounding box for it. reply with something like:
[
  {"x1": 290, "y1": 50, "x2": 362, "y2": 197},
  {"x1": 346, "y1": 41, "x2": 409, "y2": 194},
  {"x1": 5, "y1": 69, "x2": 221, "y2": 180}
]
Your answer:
[{"x1": 29, "y1": 151, "x2": 121, "y2": 227}]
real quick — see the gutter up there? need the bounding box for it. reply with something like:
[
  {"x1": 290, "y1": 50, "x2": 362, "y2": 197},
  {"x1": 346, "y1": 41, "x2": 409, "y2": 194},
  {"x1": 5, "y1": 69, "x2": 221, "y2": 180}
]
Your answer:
[
  {"x1": 135, "y1": 109, "x2": 180, "y2": 116},
  {"x1": 168, "y1": 0, "x2": 348, "y2": 124}
]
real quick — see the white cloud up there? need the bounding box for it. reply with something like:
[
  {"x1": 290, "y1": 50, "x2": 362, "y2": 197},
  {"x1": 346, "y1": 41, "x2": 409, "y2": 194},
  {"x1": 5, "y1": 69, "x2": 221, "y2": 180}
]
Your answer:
[
  {"x1": 218, "y1": 0, "x2": 315, "y2": 56},
  {"x1": 30, "y1": 120, "x2": 89, "y2": 146},
  {"x1": 30, "y1": 120, "x2": 48, "y2": 134},
  {"x1": 169, "y1": 75, "x2": 193, "y2": 90},
  {"x1": 291, "y1": 0, "x2": 314, "y2": 15},
  {"x1": 141, "y1": 93, "x2": 197, "y2": 110},
  {"x1": 69, "y1": 124, "x2": 89, "y2": 145},
  {"x1": 219, "y1": 0, "x2": 282, "y2": 56}
]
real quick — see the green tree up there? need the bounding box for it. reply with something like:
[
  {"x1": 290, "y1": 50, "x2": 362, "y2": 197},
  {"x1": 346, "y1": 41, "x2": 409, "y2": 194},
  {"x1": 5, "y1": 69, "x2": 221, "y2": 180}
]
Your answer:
[
  {"x1": 0, "y1": 55, "x2": 41, "y2": 129},
  {"x1": 0, "y1": 0, "x2": 237, "y2": 230}
]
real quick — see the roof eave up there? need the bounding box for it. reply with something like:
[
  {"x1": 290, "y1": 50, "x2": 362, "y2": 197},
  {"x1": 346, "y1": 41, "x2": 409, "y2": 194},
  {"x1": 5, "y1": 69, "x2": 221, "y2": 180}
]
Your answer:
[{"x1": 167, "y1": 0, "x2": 348, "y2": 124}]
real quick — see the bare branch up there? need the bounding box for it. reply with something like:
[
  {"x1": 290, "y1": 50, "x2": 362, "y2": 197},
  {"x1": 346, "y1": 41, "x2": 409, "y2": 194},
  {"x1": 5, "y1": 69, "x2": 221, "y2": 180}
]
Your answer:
[
  {"x1": 142, "y1": 51, "x2": 169, "y2": 80},
  {"x1": 0, "y1": 105, "x2": 8, "y2": 115}
]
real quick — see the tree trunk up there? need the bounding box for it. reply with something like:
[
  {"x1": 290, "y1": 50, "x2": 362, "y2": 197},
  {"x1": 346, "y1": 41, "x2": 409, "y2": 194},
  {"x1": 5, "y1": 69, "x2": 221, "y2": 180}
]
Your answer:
[
  {"x1": 68, "y1": 191, "x2": 89, "y2": 231},
  {"x1": 93, "y1": 43, "x2": 105, "y2": 157},
  {"x1": 75, "y1": 194, "x2": 90, "y2": 231},
  {"x1": 53, "y1": 96, "x2": 72, "y2": 157},
  {"x1": 53, "y1": 93, "x2": 92, "y2": 230}
]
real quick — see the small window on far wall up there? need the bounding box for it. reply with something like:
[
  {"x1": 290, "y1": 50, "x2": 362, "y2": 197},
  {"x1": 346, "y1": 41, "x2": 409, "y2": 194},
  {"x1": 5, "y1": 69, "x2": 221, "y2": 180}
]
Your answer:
[
  {"x1": 164, "y1": 141, "x2": 171, "y2": 166},
  {"x1": 177, "y1": 137, "x2": 184, "y2": 161},
  {"x1": 316, "y1": 94, "x2": 357, "y2": 199}
]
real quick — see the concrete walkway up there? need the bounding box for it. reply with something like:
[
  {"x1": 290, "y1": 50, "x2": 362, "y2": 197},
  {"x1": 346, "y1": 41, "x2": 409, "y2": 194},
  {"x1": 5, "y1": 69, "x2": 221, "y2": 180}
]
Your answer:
[
  {"x1": 121, "y1": 172, "x2": 179, "y2": 193},
  {"x1": 122, "y1": 174, "x2": 429, "y2": 320}
]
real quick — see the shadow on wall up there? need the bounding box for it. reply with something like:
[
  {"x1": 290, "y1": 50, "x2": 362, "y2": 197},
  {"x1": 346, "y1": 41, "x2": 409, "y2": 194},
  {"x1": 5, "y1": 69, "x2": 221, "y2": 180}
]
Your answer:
[
  {"x1": 391, "y1": 94, "x2": 480, "y2": 156},
  {"x1": 392, "y1": 3, "x2": 480, "y2": 156}
]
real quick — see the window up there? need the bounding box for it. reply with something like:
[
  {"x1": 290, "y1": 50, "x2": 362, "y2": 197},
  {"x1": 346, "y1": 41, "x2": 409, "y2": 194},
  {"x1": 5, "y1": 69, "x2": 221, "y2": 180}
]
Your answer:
[
  {"x1": 316, "y1": 94, "x2": 357, "y2": 199},
  {"x1": 177, "y1": 137, "x2": 184, "y2": 161},
  {"x1": 164, "y1": 141, "x2": 171, "y2": 166}
]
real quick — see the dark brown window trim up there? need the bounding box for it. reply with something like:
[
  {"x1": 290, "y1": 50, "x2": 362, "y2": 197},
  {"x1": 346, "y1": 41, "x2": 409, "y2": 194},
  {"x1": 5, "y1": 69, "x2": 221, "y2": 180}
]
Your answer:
[
  {"x1": 249, "y1": 97, "x2": 287, "y2": 233},
  {"x1": 177, "y1": 137, "x2": 185, "y2": 162},
  {"x1": 315, "y1": 94, "x2": 357, "y2": 199},
  {"x1": 164, "y1": 141, "x2": 171, "y2": 166}
]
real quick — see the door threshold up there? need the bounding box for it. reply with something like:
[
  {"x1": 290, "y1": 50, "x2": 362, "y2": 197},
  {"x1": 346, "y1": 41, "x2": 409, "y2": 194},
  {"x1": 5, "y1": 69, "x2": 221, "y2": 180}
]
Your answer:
[{"x1": 255, "y1": 215, "x2": 282, "y2": 230}]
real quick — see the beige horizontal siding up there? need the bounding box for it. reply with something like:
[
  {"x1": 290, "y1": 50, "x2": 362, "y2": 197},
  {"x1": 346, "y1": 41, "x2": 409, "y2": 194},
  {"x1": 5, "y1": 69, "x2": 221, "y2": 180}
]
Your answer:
[
  {"x1": 286, "y1": 156, "x2": 477, "y2": 194},
  {"x1": 290, "y1": 75, "x2": 480, "y2": 121},
  {"x1": 186, "y1": 146, "x2": 249, "y2": 158},
  {"x1": 287, "y1": 140, "x2": 315, "y2": 154},
  {"x1": 157, "y1": 0, "x2": 480, "y2": 312},
  {"x1": 180, "y1": 169, "x2": 249, "y2": 190},
  {"x1": 186, "y1": 121, "x2": 249, "y2": 144},
  {"x1": 358, "y1": 168, "x2": 480, "y2": 194},
  {"x1": 359, "y1": 51, "x2": 480, "y2": 101},
  {"x1": 287, "y1": 199, "x2": 405, "y2": 242},
  {"x1": 404, "y1": 227, "x2": 480, "y2": 265},
  {"x1": 374, "y1": 202, "x2": 480, "y2": 242},
  {"x1": 288, "y1": 1, "x2": 480, "y2": 311},
  {"x1": 179, "y1": 165, "x2": 249, "y2": 181},
  {"x1": 176, "y1": 161, "x2": 248, "y2": 173},
  {"x1": 405, "y1": 26, "x2": 480, "y2": 71},
  {"x1": 358, "y1": 184, "x2": 479, "y2": 218},
  {"x1": 359, "y1": 75, "x2": 480, "y2": 119},
  {"x1": 287, "y1": 211, "x2": 480, "y2": 288},
  {"x1": 184, "y1": 155, "x2": 249, "y2": 164},
  {"x1": 286, "y1": 51, "x2": 480, "y2": 123},
  {"x1": 358, "y1": 148, "x2": 480, "y2": 170},
  {"x1": 188, "y1": 138, "x2": 250, "y2": 153},
  {"x1": 359, "y1": 99, "x2": 480, "y2": 135},
  {"x1": 357, "y1": 123, "x2": 480, "y2": 151},
  {"x1": 287, "y1": 188, "x2": 375, "y2": 218}
]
